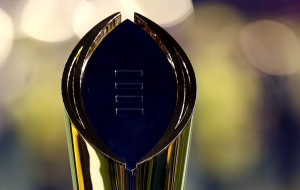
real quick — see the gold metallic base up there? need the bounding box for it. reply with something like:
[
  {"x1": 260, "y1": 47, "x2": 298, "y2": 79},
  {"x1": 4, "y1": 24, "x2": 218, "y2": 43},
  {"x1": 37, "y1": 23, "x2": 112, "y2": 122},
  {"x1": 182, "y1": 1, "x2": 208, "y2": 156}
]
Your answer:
[{"x1": 65, "y1": 113, "x2": 193, "y2": 190}]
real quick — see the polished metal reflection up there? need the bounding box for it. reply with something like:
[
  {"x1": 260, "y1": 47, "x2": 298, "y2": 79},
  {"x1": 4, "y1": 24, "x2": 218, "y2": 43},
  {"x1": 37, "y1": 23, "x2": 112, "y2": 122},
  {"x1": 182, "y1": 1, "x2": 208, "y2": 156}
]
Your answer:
[{"x1": 62, "y1": 12, "x2": 196, "y2": 190}]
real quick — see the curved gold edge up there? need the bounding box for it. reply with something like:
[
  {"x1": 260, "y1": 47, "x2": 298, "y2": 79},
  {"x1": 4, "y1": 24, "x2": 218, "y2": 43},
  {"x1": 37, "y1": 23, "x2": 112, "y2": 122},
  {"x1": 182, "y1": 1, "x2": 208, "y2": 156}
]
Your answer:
[
  {"x1": 133, "y1": 13, "x2": 197, "y2": 165},
  {"x1": 65, "y1": 113, "x2": 127, "y2": 190},
  {"x1": 62, "y1": 12, "x2": 196, "y2": 190},
  {"x1": 62, "y1": 12, "x2": 124, "y2": 164},
  {"x1": 66, "y1": 112, "x2": 194, "y2": 190},
  {"x1": 135, "y1": 118, "x2": 194, "y2": 190}
]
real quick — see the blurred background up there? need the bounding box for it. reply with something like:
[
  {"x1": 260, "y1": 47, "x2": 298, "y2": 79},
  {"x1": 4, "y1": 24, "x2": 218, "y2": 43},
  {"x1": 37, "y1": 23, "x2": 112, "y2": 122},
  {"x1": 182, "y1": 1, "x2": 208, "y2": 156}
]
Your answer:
[{"x1": 0, "y1": 0, "x2": 300, "y2": 189}]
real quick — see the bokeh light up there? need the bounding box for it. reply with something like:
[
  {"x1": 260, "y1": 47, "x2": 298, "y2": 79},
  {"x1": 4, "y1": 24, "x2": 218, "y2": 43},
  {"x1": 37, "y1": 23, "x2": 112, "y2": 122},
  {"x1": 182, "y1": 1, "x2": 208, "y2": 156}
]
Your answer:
[
  {"x1": 73, "y1": 0, "x2": 193, "y2": 38},
  {"x1": 4, "y1": 40, "x2": 72, "y2": 189},
  {"x1": 0, "y1": 41, "x2": 35, "y2": 104},
  {"x1": 183, "y1": 3, "x2": 262, "y2": 181},
  {"x1": 240, "y1": 20, "x2": 300, "y2": 75},
  {"x1": 20, "y1": 0, "x2": 78, "y2": 42},
  {"x1": 185, "y1": 3, "x2": 245, "y2": 54},
  {"x1": 120, "y1": 0, "x2": 193, "y2": 27},
  {"x1": 0, "y1": 7, "x2": 14, "y2": 69},
  {"x1": 9, "y1": 80, "x2": 65, "y2": 152},
  {"x1": 193, "y1": 47, "x2": 261, "y2": 180},
  {"x1": 72, "y1": 0, "x2": 124, "y2": 38},
  {"x1": 0, "y1": 0, "x2": 28, "y2": 39}
]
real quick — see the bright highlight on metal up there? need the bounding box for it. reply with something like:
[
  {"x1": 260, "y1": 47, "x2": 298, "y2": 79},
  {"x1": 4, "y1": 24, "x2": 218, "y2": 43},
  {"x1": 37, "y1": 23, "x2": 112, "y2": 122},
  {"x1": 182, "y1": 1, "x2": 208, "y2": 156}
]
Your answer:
[{"x1": 62, "y1": 12, "x2": 196, "y2": 190}]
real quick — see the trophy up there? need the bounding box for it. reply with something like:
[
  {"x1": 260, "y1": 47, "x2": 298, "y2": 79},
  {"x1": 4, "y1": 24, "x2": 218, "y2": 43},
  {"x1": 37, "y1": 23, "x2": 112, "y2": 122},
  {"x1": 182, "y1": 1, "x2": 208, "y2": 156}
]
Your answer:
[{"x1": 62, "y1": 12, "x2": 196, "y2": 190}]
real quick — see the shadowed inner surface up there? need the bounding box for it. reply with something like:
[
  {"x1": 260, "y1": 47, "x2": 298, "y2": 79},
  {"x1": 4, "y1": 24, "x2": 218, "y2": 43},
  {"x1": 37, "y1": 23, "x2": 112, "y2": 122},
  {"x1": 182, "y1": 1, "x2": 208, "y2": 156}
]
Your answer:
[{"x1": 81, "y1": 19, "x2": 177, "y2": 170}]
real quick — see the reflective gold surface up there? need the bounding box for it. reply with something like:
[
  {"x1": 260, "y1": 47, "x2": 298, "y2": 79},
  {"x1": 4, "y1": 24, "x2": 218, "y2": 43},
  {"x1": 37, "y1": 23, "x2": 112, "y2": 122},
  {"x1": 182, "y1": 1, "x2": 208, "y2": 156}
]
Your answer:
[
  {"x1": 62, "y1": 13, "x2": 196, "y2": 190},
  {"x1": 65, "y1": 117, "x2": 127, "y2": 190},
  {"x1": 65, "y1": 114, "x2": 193, "y2": 190},
  {"x1": 135, "y1": 119, "x2": 193, "y2": 190}
]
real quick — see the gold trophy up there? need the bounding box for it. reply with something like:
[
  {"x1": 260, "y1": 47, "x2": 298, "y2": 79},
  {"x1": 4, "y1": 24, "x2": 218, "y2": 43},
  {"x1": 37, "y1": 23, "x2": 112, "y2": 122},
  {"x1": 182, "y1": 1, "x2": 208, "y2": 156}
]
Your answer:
[{"x1": 62, "y1": 12, "x2": 196, "y2": 190}]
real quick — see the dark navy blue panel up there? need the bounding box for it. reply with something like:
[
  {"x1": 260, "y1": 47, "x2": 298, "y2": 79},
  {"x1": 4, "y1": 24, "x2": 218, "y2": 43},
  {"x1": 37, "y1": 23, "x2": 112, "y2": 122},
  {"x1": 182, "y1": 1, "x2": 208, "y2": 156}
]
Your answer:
[{"x1": 81, "y1": 19, "x2": 177, "y2": 170}]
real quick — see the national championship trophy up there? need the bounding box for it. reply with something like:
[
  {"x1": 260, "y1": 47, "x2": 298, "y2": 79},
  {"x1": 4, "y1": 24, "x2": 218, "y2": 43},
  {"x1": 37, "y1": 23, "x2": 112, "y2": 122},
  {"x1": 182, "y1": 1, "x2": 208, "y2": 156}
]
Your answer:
[{"x1": 62, "y1": 12, "x2": 196, "y2": 190}]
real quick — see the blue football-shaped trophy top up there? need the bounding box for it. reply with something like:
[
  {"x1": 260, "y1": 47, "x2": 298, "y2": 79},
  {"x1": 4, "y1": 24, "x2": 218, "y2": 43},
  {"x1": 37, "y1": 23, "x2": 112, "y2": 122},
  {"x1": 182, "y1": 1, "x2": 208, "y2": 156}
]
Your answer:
[{"x1": 81, "y1": 19, "x2": 177, "y2": 170}]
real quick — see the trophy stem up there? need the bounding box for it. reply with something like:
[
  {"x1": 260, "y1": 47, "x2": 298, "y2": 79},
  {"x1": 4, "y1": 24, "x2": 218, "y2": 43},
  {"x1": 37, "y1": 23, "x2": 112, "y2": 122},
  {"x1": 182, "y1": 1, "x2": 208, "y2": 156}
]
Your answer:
[{"x1": 127, "y1": 170, "x2": 136, "y2": 190}]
